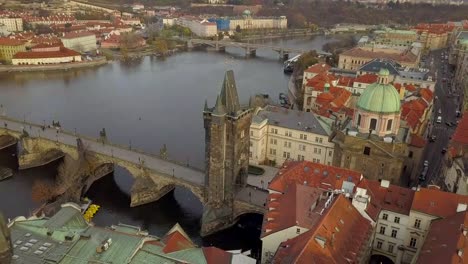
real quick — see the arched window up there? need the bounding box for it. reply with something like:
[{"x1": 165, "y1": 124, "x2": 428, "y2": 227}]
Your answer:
[
  {"x1": 387, "y1": 119, "x2": 393, "y2": 131},
  {"x1": 370, "y1": 118, "x2": 377, "y2": 131}
]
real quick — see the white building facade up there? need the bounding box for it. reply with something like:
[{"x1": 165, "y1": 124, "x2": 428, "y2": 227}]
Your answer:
[
  {"x1": 0, "y1": 17, "x2": 23, "y2": 32},
  {"x1": 249, "y1": 105, "x2": 335, "y2": 167},
  {"x1": 60, "y1": 32, "x2": 97, "y2": 53}
]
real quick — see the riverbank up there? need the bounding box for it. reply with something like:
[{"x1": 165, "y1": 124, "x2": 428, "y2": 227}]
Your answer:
[{"x1": 0, "y1": 57, "x2": 108, "y2": 73}]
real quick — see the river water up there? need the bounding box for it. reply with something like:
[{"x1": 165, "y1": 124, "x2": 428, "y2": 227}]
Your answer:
[{"x1": 0, "y1": 35, "x2": 345, "y2": 256}]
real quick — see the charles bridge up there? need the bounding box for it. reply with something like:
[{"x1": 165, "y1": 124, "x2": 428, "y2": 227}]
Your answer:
[{"x1": 0, "y1": 113, "x2": 267, "y2": 236}]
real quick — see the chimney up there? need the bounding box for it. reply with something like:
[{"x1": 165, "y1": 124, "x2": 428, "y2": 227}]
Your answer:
[
  {"x1": 456, "y1": 203, "x2": 467, "y2": 213},
  {"x1": 380, "y1": 180, "x2": 390, "y2": 188}
]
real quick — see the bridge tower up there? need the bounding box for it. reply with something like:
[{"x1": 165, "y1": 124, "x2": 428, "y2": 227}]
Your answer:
[{"x1": 201, "y1": 70, "x2": 252, "y2": 236}]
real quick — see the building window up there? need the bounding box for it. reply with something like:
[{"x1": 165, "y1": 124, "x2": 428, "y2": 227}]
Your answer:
[
  {"x1": 391, "y1": 230, "x2": 397, "y2": 238},
  {"x1": 394, "y1": 217, "x2": 400, "y2": 224},
  {"x1": 270, "y1": 149, "x2": 276, "y2": 155},
  {"x1": 363, "y1": 146, "x2": 371, "y2": 156},
  {"x1": 388, "y1": 244, "x2": 394, "y2": 253},
  {"x1": 299, "y1": 144, "x2": 306, "y2": 151},
  {"x1": 315, "y1": 137, "x2": 319, "y2": 143},
  {"x1": 382, "y1": 213, "x2": 388, "y2": 220},
  {"x1": 297, "y1": 155, "x2": 305, "y2": 161},
  {"x1": 317, "y1": 148, "x2": 321, "y2": 154},
  {"x1": 408, "y1": 151, "x2": 413, "y2": 158},
  {"x1": 271, "y1": 128, "x2": 278, "y2": 134},
  {"x1": 270, "y1": 138, "x2": 277, "y2": 145},
  {"x1": 370, "y1": 118, "x2": 377, "y2": 130},
  {"x1": 379, "y1": 226, "x2": 386, "y2": 235},
  {"x1": 409, "y1": 238, "x2": 417, "y2": 248},
  {"x1": 250, "y1": 141, "x2": 253, "y2": 147},
  {"x1": 376, "y1": 241, "x2": 383, "y2": 249},
  {"x1": 414, "y1": 219, "x2": 421, "y2": 229},
  {"x1": 296, "y1": 228, "x2": 300, "y2": 234},
  {"x1": 319, "y1": 138, "x2": 323, "y2": 143},
  {"x1": 329, "y1": 151, "x2": 332, "y2": 157},
  {"x1": 284, "y1": 130, "x2": 292, "y2": 137},
  {"x1": 283, "y1": 152, "x2": 290, "y2": 158},
  {"x1": 300, "y1": 134, "x2": 308, "y2": 140},
  {"x1": 284, "y1": 141, "x2": 291, "y2": 148},
  {"x1": 357, "y1": 114, "x2": 361, "y2": 126},
  {"x1": 250, "y1": 131, "x2": 253, "y2": 136},
  {"x1": 387, "y1": 119, "x2": 393, "y2": 131}
]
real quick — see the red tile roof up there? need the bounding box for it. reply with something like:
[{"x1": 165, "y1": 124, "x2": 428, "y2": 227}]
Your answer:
[
  {"x1": 452, "y1": 113, "x2": 468, "y2": 145},
  {"x1": 0, "y1": 37, "x2": 26, "y2": 46},
  {"x1": 411, "y1": 188, "x2": 468, "y2": 218},
  {"x1": 273, "y1": 195, "x2": 373, "y2": 264},
  {"x1": 162, "y1": 230, "x2": 195, "y2": 253},
  {"x1": 304, "y1": 63, "x2": 331, "y2": 74},
  {"x1": 419, "y1": 88, "x2": 434, "y2": 104},
  {"x1": 357, "y1": 179, "x2": 415, "y2": 220},
  {"x1": 341, "y1": 47, "x2": 418, "y2": 63},
  {"x1": 410, "y1": 134, "x2": 427, "y2": 148},
  {"x1": 417, "y1": 211, "x2": 468, "y2": 264},
  {"x1": 13, "y1": 47, "x2": 80, "y2": 59},
  {"x1": 336, "y1": 76, "x2": 355, "y2": 87},
  {"x1": 262, "y1": 184, "x2": 325, "y2": 238},
  {"x1": 354, "y1": 73, "x2": 378, "y2": 84},
  {"x1": 61, "y1": 31, "x2": 95, "y2": 39},
  {"x1": 202, "y1": 247, "x2": 232, "y2": 264},
  {"x1": 269, "y1": 161, "x2": 363, "y2": 194}
]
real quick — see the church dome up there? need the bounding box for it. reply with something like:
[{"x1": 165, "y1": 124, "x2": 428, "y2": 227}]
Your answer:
[
  {"x1": 242, "y1": 10, "x2": 252, "y2": 16},
  {"x1": 356, "y1": 68, "x2": 400, "y2": 114}
]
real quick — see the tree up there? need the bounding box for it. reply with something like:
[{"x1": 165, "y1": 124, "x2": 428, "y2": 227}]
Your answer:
[
  {"x1": 235, "y1": 25, "x2": 241, "y2": 33},
  {"x1": 64, "y1": 23, "x2": 72, "y2": 33},
  {"x1": 289, "y1": 13, "x2": 307, "y2": 28},
  {"x1": 31, "y1": 180, "x2": 55, "y2": 203},
  {"x1": 35, "y1": 24, "x2": 52, "y2": 34},
  {"x1": 153, "y1": 38, "x2": 168, "y2": 54}
]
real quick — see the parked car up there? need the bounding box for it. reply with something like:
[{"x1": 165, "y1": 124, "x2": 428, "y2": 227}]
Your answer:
[
  {"x1": 429, "y1": 135, "x2": 437, "y2": 142},
  {"x1": 436, "y1": 116, "x2": 442, "y2": 123},
  {"x1": 446, "y1": 121, "x2": 453, "y2": 127},
  {"x1": 424, "y1": 160, "x2": 429, "y2": 167}
]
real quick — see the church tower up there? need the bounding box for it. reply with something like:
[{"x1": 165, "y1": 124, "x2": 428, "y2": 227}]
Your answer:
[{"x1": 202, "y1": 70, "x2": 252, "y2": 236}]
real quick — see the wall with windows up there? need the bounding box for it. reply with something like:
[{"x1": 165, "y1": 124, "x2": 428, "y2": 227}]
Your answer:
[
  {"x1": 261, "y1": 226, "x2": 309, "y2": 264},
  {"x1": 249, "y1": 123, "x2": 334, "y2": 167},
  {"x1": 400, "y1": 210, "x2": 436, "y2": 264},
  {"x1": 372, "y1": 210, "x2": 410, "y2": 263}
]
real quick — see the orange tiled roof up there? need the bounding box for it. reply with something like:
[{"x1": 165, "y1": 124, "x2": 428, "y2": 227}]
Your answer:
[
  {"x1": 336, "y1": 76, "x2": 355, "y2": 87},
  {"x1": 419, "y1": 88, "x2": 434, "y2": 103},
  {"x1": 411, "y1": 188, "x2": 468, "y2": 218},
  {"x1": 269, "y1": 161, "x2": 362, "y2": 193},
  {"x1": 410, "y1": 134, "x2": 427, "y2": 148},
  {"x1": 452, "y1": 113, "x2": 468, "y2": 145},
  {"x1": 202, "y1": 247, "x2": 232, "y2": 264},
  {"x1": 13, "y1": 47, "x2": 80, "y2": 59},
  {"x1": 354, "y1": 73, "x2": 378, "y2": 84},
  {"x1": 162, "y1": 230, "x2": 195, "y2": 253},
  {"x1": 417, "y1": 211, "x2": 468, "y2": 264},
  {"x1": 357, "y1": 179, "x2": 415, "y2": 220},
  {"x1": 0, "y1": 37, "x2": 26, "y2": 46},
  {"x1": 61, "y1": 31, "x2": 95, "y2": 39},
  {"x1": 261, "y1": 184, "x2": 325, "y2": 238},
  {"x1": 304, "y1": 63, "x2": 331, "y2": 74},
  {"x1": 341, "y1": 47, "x2": 418, "y2": 63},
  {"x1": 273, "y1": 195, "x2": 373, "y2": 264}
]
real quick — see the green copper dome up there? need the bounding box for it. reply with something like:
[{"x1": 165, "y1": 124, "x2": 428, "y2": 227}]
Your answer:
[
  {"x1": 357, "y1": 73, "x2": 400, "y2": 114},
  {"x1": 379, "y1": 68, "x2": 390, "y2": 76}
]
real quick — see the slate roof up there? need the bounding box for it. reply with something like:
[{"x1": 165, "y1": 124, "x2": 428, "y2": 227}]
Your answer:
[
  {"x1": 254, "y1": 105, "x2": 333, "y2": 136},
  {"x1": 358, "y1": 58, "x2": 401, "y2": 76}
]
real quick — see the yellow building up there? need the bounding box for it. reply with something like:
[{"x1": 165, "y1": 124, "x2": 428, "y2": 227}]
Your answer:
[{"x1": 0, "y1": 38, "x2": 26, "y2": 63}]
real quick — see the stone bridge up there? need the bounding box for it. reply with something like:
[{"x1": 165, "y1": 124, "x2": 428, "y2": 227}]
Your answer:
[
  {"x1": 188, "y1": 39, "x2": 313, "y2": 59},
  {"x1": 0, "y1": 116, "x2": 267, "y2": 236}
]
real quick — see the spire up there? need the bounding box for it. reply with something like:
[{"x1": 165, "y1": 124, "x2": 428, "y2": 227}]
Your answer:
[
  {"x1": 220, "y1": 70, "x2": 241, "y2": 115},
  {"x1": 213, "y1": 94, "x2": 226, "y2": 116},
  {"x1": 204, "y1": 98, "x2": 209, "y2": 111}
]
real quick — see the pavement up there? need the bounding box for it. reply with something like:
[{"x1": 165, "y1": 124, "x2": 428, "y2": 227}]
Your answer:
[{"x1": 415, "y1": 48, "x2": 463, "y2": 188}]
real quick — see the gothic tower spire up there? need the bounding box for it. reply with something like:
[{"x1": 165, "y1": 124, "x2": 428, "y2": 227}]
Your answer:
[{"x1": 220, "y1": 70, "x2": 241, "y2": 115}]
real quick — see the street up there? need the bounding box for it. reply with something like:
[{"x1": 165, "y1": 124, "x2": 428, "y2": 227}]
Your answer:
[{"x1": 415, "y1": 48, "x2": 463, "y2": 187}]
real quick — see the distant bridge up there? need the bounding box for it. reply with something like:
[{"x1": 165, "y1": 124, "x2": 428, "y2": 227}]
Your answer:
[
  {"x1": 188, "y1": 39, "x2": 331, "y2": 59},
  {"x1": 0, "y1": 115, "x2": 267, "y2": 236}
]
